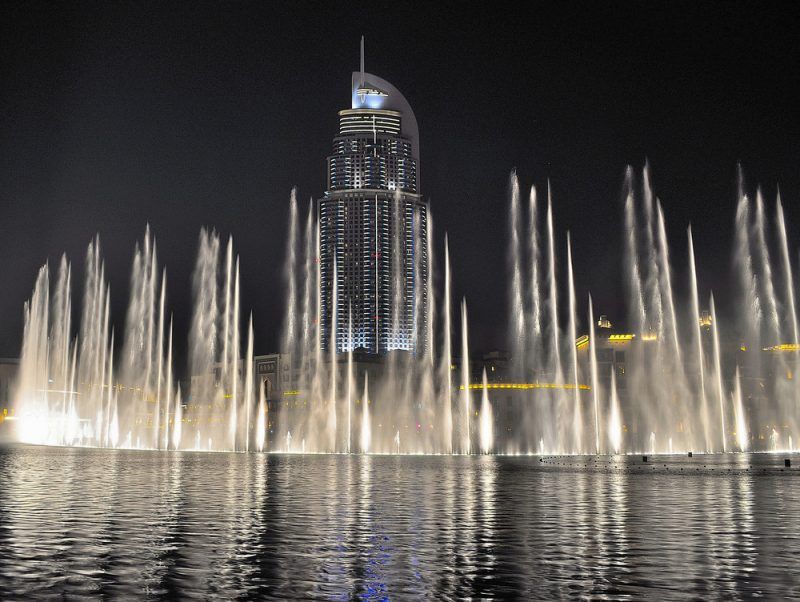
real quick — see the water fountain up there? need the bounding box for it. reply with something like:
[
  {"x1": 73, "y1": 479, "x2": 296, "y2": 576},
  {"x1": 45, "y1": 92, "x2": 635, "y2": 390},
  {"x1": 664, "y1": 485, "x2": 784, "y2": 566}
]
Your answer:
[
  {"x1": 14, "y1": 227, "x2": 260, "y2": 452},
  {"x1": 608, "y1": 368, "x2": 622, "y2": 454},
  {"x1": 360, "y1": 373, "x2": 371, "y2": 453},
  {"x1": 461, "y1": 299, "x2": 471, "y2": 455},
  {"x1": 479, "y1": 368, "x2": 493, "y2": 454},
  {"x1": 11, "y1": 164, "x2": 800, "y2": 455}
]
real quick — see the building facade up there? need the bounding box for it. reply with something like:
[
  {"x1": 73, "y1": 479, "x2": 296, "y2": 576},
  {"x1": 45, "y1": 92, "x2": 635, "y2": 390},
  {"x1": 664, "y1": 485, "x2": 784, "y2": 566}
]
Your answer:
[{"x1": 319, "y1": 49, "x2": 429, "y2": 355}]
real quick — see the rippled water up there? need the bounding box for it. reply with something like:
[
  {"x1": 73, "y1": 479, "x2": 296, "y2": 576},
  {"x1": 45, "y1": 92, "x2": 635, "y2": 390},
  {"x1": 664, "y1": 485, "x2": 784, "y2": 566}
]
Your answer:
[{"x1": 0, "y1": 447, "x2": 798, "y2": 599}]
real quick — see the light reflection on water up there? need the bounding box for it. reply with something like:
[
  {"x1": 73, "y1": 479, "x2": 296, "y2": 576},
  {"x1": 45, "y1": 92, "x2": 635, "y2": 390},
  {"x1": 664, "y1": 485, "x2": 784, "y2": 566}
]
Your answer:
[{"x1": 0, "y1": 447, "x2": 799, "y2": 599}]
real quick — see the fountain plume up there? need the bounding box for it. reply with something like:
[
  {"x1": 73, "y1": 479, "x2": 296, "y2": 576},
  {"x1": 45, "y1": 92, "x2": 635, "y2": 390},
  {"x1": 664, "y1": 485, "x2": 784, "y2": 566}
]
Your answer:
[
  {"x1": 687, "y1": 226, "x2": 711, "y2": 451},
  {"x1": 588, "y1": 296, "x2": 601, "y2": 454},
  {"x1": 479, "y1": 368, "x2": 493, "y2": 454},
  {"x1": 461, "y1": 298, "x2": 471, "y2": 454},
  {"x1": 361, "y1": 373, "x2": 371, "y2": 453},
  {"x1": 508, "y1": 172, "x2": 526, "y2": 378}
]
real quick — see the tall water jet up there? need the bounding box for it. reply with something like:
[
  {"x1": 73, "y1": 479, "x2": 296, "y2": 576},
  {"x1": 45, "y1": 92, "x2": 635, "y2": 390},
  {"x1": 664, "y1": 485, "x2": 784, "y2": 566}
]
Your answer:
[
  {"x1": 656, "y1": 201, "x2": 682, "y2": 366},
  {"x1": 755, "y1": 190, "x2": 791, "y2": 440},
  {"x1": 733, "y1": 366, "x2": 749, "y2": 452},
  {"x1": 227, "y1": 253, "x2": 241, "y2": 452},
  {"x1": 78, "y1": 237, "x2": 109, "y2": 445},
  {"x1": 508, "y1": 172, "x2": 526, "y2": 377},
  {"x1": 105, "y1": 331, "x2": 117, "y2": 448},
  {"x1": 425, "y1": 212, "x2": 436, "y2": 369},
  {"x1": 479, "y1": 368, "x2": 493, "y2": 454},
  {"x1": 282, "y1": 190, "x2": 299, "y2": 353},
  {"x1": 244, "y1": 315, "x2": 255, "y2": 452},
  {"x1": 419, "y1": 209, "x2": 437, "y2": 452},
  {"x1": 776, "y1": 192, "x2": 800, "y2": 427},
  {"x1": 528, "y1": 185, "x2": 542, "y2": 368},
  {"x1": 120, "y1": 226, "x2": 165, "y2": 449},
  {"x1": 56, "y1": 260, "x2": 73, "y2": 444},
  {"x1": 441, "y1": 235, "x2": 454, "y2": 454},
  {"x1": 305, "y1": 216, "x2": 323, "y2": 450},
  {"x1": 189, "y1": 228, "x2": 220, "y2": 448},
  {"x1": 776, "y1": 193, "x2": 799, "y2": 344},
  {"x1": 546, "y1": 184, "x2": 561, "y2": 375},
  {"x1": 523, "y1": 183, "x2": 545, "y2": 452},
  {"x1": 221, "y1": 236, "x2": 234, "y2": 447},
  {"x1": 567, "y1": 233, "x2": 582, "y2": 453},
  {"x1": 622, "y1": 168, "x2": 654, "y2": 451},
  {"x1": 153, "y1": 270, "x2": 166, "y2": 449},
  {"x1": 645, "y1": 169, "x2": 688, "y2": 450},
  {"x1": 754, "y1": 190, "x2": 780, "y2": 342},
  {"x1": 545, "y1": 185, "x2": 564, "y2": 449},
  {"x1": 709, "y1": 295, "x2": 727, "y2": 452},
  {"x1": 328, "y1": 257, "x2": 338, "y2": 452},
  {"x1": 361, "y1": 373, "x2": 371, "y2": 453},
  {"x1": 731, "y1": 173, "x2": 800, "y2": 448},
  {"x1": 256, "y1": 382, "x2": 266, "y2": 453},
  {"x1": 172, "y1": 385, "x2": 182, "y2": 450},
  {"x1": 641, "y1": 164, "x2": 665, "y2": 340},
  {"x1": 655, "y1": 198, "x2": 691, "y2": 447},
  {"x1": 163, "y1": 317, "x2": 173, "y2": 450},
  {"x1": 608, "y1": 368, "x2": 622, "y2": 454},
  {"x1": 687, "y1": 226, "x2": 711, "y2": 452},
  {"x1": 461, "y1": 298, "x2": 471, "y2": 454},
  {"x1": 186, "y1": 229, "x2": 251, "y2": 452},
  {"x1": 300, "y1": 200, "x2": 314, "y2": 342},
  {"x1": 346, "y1": 305, "x2": 353, "y2": 454},
  {"x1": 588, "y1": 296, "x2": 601, "y2": 454},
  {"x1": 280, "y1": 190, "x2": 299, "y2": 440},
  {"x1": 624, "y1": 168, "x2": 646, "y2": 339},
  {"x1": 734, "y1": 179, "x2": 761, "y2": 352},
  {"x1": 65, "y1": 343, "x2": 78, "y2": 444}
]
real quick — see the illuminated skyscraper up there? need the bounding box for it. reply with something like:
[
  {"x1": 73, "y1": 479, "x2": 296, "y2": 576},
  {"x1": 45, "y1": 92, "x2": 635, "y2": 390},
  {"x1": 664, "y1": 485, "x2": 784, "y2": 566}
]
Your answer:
[{"x1": 319, "y1": 39, "x2": 429, "y2": 355}]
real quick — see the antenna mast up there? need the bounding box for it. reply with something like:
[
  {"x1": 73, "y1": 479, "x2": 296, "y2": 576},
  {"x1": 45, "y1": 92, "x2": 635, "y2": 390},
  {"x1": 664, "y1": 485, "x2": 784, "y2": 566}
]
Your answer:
[{"x1": 360, "y1": 36, "x2": 365, "y2": 87}]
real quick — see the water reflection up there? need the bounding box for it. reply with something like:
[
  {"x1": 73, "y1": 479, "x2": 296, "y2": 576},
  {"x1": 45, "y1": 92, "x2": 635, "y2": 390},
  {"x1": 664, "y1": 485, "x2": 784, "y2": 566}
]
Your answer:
[{"x1": 0, "y1": 448, "x2": 799, "y2": 599}]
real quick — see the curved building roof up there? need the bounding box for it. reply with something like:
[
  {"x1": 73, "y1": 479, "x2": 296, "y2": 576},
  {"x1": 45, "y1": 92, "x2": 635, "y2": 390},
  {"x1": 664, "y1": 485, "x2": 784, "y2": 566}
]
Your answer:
[{"x1": 351, "y1": 71, "x2": 420, "y2": 164}]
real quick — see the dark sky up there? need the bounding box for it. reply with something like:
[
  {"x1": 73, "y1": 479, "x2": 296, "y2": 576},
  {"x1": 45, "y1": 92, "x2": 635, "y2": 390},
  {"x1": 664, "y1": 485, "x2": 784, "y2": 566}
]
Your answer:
[{"x1": 1, "y1": 2, "x2": 799, "y2": 361}]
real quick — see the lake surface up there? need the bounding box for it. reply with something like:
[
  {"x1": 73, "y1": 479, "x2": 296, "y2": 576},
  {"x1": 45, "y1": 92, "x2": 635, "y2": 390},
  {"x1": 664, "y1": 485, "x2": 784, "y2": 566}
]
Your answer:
[{"x1": 0, "y1": 446, "x2": 798, "y2": 600}]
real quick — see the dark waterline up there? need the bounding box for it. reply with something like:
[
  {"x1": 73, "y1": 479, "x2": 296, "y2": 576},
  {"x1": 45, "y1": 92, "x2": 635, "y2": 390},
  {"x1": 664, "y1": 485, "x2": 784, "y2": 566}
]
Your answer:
[{"x1": 0, "y1": 447, "x2": 798, "y2": 599}]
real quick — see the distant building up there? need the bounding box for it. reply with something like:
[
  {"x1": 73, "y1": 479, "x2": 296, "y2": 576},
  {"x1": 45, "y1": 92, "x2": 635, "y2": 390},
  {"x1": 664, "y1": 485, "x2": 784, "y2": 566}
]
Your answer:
[
  {"x1": 470, "y1": 350, "x2": 512, "y2": 383},
  {"x1": 319, "y1": 39, "x2": 429, "y2": 356},
  {"x1": 254, "y1": 353, "x2": 293, "y2": 401},
  {"x1": 0, "y1": 358, "x2": 19, "y2": 437},
  {"x1": 0, "y1": 358, "x2": 16, "y2": 406}
]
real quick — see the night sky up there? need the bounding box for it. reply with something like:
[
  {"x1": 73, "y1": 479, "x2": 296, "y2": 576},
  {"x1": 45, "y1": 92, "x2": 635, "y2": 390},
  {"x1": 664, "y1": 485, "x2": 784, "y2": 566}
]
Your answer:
[{"x1": 2, "y1": 3, "x2": 799, "y2": 363}]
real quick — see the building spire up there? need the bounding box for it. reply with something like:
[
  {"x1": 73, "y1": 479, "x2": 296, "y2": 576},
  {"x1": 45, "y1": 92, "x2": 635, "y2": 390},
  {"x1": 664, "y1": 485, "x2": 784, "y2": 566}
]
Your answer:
[{"x1": 360, "y1": 36, "x2": 365, "y2": 87}]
